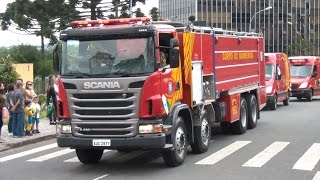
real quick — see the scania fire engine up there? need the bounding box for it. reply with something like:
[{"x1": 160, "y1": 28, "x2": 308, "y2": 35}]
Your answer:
[{"x1": 53, "y1": 17, "x2": 266, "y2": 167}]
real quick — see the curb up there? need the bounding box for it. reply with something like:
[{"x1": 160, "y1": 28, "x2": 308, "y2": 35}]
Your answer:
[{"x1": 0, "y1": 134, "x2": 56, "y2": 152}]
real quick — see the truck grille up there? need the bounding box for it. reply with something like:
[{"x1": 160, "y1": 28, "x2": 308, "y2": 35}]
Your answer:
[
  {"x1": 69, "y1": 92, "x2": 140, "y2": 138},
  {"x1": 291, "y1": 84, "x2": 299, "y2": 89}
]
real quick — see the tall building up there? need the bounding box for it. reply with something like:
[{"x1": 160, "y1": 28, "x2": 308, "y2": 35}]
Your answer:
[{"x1": 159, "y1": 0, "x2": 320, "y2": 55}]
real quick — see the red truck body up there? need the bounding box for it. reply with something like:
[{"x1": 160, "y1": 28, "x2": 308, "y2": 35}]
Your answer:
[
  {"x1": 289, "y1": 56, "x2": 320, "y2": 101},
  {"x1": 54, "y1": 18, "x2": 266, "y2": 167}
]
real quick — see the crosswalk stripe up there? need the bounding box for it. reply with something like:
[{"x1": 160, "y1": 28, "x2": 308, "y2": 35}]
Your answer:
[
  {"x1": 242, "y1": 141, "x2": 290, "y2": 167},
  {"x1": 64, "y1": 150, "x2": 112, "y2": 163},
  {"x1": 196, "y1": 141, "x2": 251, "y2": 165},
  {"x1": 293, "y1": 143, "x2": 320, "y2": 171},
  {"x1": 0, "y1": 143, "x2": 57, "y2": 162},
  {"x1": 312, "y1": 171, "x2": 320, "y2": 180},
  {"x1": 27, "y1": 149, "x2": 74, "y2": 162}
]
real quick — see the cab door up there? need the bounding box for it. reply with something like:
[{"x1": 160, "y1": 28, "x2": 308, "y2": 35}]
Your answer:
[{"x1": 157, "y1": 32, "x2": 183, "y2": 113}]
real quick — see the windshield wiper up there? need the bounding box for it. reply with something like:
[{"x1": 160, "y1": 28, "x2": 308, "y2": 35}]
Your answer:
[
  {"x1": 93, "y1": 72, "x2": 151, "y2": 77},
  {"x1": 62, "y1": 71, "x2": 92, "y2": 78}
]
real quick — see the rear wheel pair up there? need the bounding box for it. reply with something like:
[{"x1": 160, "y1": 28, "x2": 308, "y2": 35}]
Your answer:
[{"x1": 222, "y1": 95, "x2": 258, "y2": 134}]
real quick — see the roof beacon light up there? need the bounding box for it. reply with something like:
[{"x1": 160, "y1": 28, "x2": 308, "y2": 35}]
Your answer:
[{"x1": 71, "y1": 17, "x2": 152, "y2": 27}]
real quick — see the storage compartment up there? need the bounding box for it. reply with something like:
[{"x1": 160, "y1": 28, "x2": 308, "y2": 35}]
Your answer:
[
  {"x1": 192, "y1": 61, "x2": 203, "y2": 105},
  {"x1": 203, "y1": 75, "x2": 215, "y2": 100}
]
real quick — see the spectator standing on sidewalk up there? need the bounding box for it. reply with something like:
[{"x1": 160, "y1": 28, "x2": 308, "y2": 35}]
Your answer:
[
  {"x1": 47, "y1": 75, "x2": 57, "y2": 125},
  {"x1": 31, "y1": 96, "x2": 41, "y2": 133},
  {"x1": 0, "y1": 95, "x2": 9, "y2": 142},
  {"x1": 11, "y1": 82, "x2": 25, "y2": 137},
  {"x1": 6, "y1": 84, "x2": 15, "y2": 136},
  {"x1": 25, "y1": 81, "x2": 36, "y2": 101},
  {"x1": 0, "y1": 82, "x2": 5, "y2": 99},
  {"x1": 24, "y1": 100, "x2": 33, "y2": 136}
]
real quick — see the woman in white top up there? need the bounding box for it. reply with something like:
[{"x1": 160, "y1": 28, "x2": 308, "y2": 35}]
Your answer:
[{"x1": 25, "y1": 81, "x2": 36, "y2": 101}]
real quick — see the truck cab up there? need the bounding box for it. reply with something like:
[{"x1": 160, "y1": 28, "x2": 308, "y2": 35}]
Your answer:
[
  {"x1": 265, "y1": 53, "x2": 291, "y2": 110},
  {"x1": 289, "y1": 56, "x2": 320, "y2": 101}
]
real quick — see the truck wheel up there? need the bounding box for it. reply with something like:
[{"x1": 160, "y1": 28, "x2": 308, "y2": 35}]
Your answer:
[
  {"x1": 162, "y1": 116, "x2": 187, "y2": 167},
  {"x1": 191, "y1": 110, "x2": 211, "y2": 154},
  {"x1": 269, "y1": 95, "x2": 277, "y2": 110},
  {"x1": 231, "y1": 97, "x2": 248, "y2": 134},
  {"x1": 306, "y1": 89, "x2": 313, "y2": 102},
  {"x1": 246, "y1": 94, "x2": 258, "y2": 129},
  {"x1": 76, "y1": 149, "x2": 103, "y2": 164},
  {"x1": 283, "y1": 94, "x2": 289, "y2": 106}
]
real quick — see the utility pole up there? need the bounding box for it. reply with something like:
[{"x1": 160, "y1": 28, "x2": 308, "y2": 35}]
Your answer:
[{"x1": 130, "y1": 0, "x2": 132, "y2": 18}]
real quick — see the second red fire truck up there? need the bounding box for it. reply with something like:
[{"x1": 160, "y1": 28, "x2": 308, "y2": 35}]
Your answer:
[{"x1": 53, "y1": 17, "x2": 266, "y2": 167}]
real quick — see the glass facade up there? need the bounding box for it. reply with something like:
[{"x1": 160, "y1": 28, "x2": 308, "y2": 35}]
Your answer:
[{"x1": 159, "y1": 0, "x2": 320, "y2": 55}]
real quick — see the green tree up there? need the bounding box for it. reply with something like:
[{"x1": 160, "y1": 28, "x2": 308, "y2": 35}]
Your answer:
[
  {"x1": 134, "y1": 8, "x2": 145, "y2": 17},
  {"x1": 0, "y1": 58, "x2": 19, "y2": 87},
  {"x1": 1, "y1": 45, "x2": 54, "y2": 78},
  {"x1": 288, "y1": 36, "x2": 316, "y2": 56},
  {"x1": 112, "y1": 0, "x2": 145, "y2": 18},
  {"x1": 149, "y1": 7, "x2": 159, "y2": 21},
  {"x1": 0, "y1": 0, "x2": 79, "y2": 53}
]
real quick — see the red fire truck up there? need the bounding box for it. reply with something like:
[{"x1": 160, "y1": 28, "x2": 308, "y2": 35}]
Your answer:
[
  {"x1": 53, "y1": 17, "x2": 266, "y2": 167},
  {"x1": 289, "y1": 56, "x2": 320, "y2": 101}
]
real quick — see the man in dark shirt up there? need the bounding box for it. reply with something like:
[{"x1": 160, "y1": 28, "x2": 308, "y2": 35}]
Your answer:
[{"x1": 11, "y1": 82, "x2": 25, "y2": 137}]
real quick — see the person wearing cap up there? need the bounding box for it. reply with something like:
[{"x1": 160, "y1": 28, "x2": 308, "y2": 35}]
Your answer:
[{"x1": 11, "y1": 82, "x2": 25, "y2": 137}]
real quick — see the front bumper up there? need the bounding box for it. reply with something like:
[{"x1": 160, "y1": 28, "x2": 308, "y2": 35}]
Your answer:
[
  {"x1": 291, "y1": 89, "x2": 309, "y2": 97},
  {"x1": 57, "y1": 133, "x2": 167, "y2": 150}
]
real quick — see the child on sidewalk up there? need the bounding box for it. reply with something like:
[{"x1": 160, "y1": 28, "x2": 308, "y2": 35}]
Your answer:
[
  {"x1": 31, "y1": 96, "x2": 41, "y2": 133},
  {"x1": 24, "y1": 100, "x2": 34, "y2": 136},
  {"x1": 0, "y1": 96, "x2": 9, "y2": 142}
]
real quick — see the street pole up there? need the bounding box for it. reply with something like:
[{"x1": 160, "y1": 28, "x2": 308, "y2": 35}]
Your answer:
[
  {"x1": 130, "y1": 0, "x2": 132, "y2": 18},
  {"x1": 249, "y1": 6, "x2": 272, "y2": 32}
]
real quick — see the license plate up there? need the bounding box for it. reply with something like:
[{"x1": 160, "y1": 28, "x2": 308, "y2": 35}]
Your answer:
[{"x1": 92, "y1": 139, "x2": 111, "y2": 147}]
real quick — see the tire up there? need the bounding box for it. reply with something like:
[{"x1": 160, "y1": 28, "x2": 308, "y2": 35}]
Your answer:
[
  {"x1": 162, "y1": 116, "x2": 187, "y2": 167},
  {"x1": 306, "y1": 89, "x2": 313, "y2": 102},
  {"x1": 283, "y1": 93, "x2": 289, "y2": 106},
  {"x1": 76, "y1": 149, "x2": 103, "y2": 164},
  {"x1": 191, "y1": 110, "x2": 211, "y2": 154},
  {"x1": 246, "y1": 94, "x2": 258, "y2": 129},
  {"x1": 231, "y1": 97, "x2": 248, "y2": 134},
  {"x1": 269, "y1": 95, "x2": 277, "y2": 110}
]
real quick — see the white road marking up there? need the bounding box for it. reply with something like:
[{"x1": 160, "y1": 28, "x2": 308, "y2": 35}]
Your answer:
[
  {"x1": 93, "y1": 174, "x2": 109, "y2": 180},
  {"x1": 64, "y1": 150, "x2": 112, "y2": 163},
  {"x1": 312, "y1": 171, "x2": 320, "y2": 180},
  {"x1": 196, "y1": 141, "x2": 251, "y2": 165},
  {"x1": 0, "y1": 143, "x2": 57, "y2": 162},
  {"x1": 293, "y1": 143, "x2": 320, "y2": 171},
  {"x1": 242, "y1": 141, "x2": 289, "y2": 167},
  {"x1": 27, "y1": 149, "x2": 74, "y2": 162}
]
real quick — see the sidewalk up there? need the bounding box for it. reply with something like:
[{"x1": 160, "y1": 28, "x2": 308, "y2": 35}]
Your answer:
[{"x1": 0, "y1": 119, "x2": 56, "y2": 152}]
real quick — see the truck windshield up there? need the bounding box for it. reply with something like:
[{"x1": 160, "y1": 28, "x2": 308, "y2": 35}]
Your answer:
[
  {"x1": 265, "y1": 64, "x2": 274, "y2": 80},
  {"x1": 290, "y1": 65, "x2": 312, "y2": 77},
  {"x1": 61, "y1": 37, "x2": 155, "y2": 77}
]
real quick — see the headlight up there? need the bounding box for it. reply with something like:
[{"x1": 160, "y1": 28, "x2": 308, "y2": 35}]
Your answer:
[
  {"x1": 139, "y1": 124, "x2": 163, "y2": 134},
  {"x1": 56, "y1": 124, "x2": 72, "y2": 134},
  {"x1": 299, "y1": 82, "x2": 308, "y2": 89},
  {"x1": 266, "y1": 86, "x2": 273, "y2": 94}
]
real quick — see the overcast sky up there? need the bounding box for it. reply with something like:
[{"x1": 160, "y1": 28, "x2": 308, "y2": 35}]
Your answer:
[{"x1": 0, "y1": 0, "x2": 159, "y2": 48}]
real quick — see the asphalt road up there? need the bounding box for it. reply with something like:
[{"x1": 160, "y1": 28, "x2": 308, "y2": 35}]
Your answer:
[{"x1": 0, "y1": 97, "x2": 320, "y2": 180}]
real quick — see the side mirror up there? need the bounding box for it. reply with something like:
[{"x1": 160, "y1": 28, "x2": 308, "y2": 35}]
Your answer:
[
  {"x1": 277, "y1": 74, "x2": 282, "y2": 80},
  {"x1": 169, "y1": 49, "x2": 179, "y2": 68},
  {"x1": 53, "y1": 43, "x2": 61, "y2": 72},
  {"x1": 312, "y1": 72, "x2": 318, "y2": 78},
  {"x1": 170, "y1": 38, "x2": 179, "y2": 48}
]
